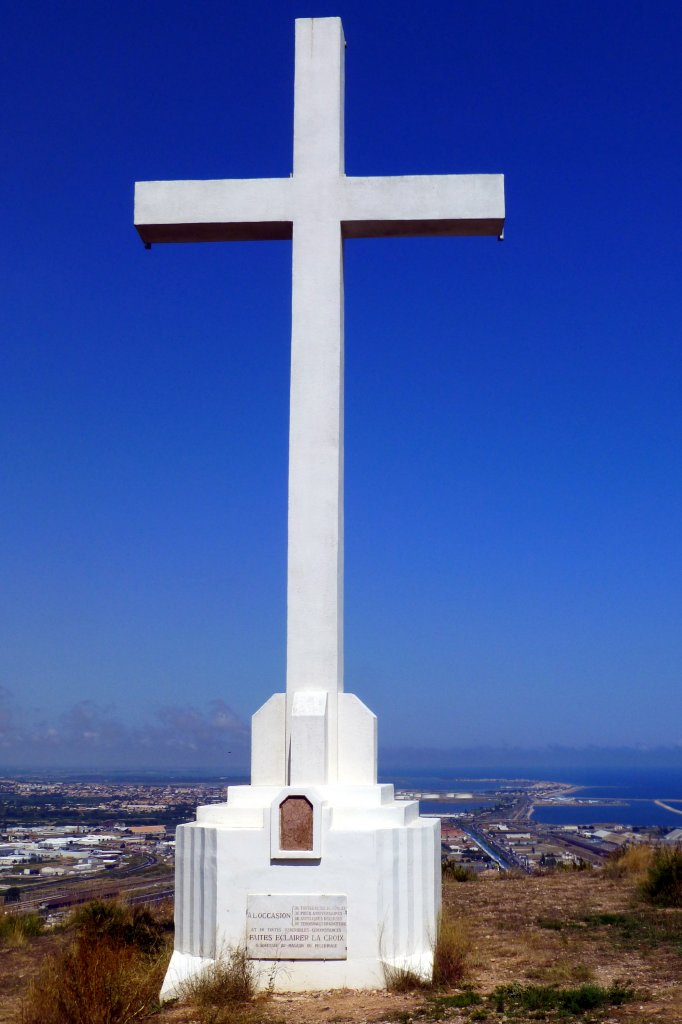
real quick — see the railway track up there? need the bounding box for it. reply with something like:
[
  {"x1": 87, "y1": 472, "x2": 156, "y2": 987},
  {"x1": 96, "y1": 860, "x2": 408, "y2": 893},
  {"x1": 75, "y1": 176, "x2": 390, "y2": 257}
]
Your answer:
[{"x1": 6, "y1": 875, "x2": 173, "y2": 915}]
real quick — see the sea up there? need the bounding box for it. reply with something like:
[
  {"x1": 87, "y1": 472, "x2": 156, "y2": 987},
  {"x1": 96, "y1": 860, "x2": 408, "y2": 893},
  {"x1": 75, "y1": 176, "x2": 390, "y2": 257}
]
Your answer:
[
  {"x1": 8, "y1": 765, "x2": 682, "y2": 830},
  {"x1": 379, "y1": 767, "x2": 682, "y2": 829}
]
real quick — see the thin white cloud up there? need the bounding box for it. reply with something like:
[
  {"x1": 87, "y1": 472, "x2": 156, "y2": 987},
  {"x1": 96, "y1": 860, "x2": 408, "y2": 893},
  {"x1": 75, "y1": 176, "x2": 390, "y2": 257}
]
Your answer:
[{"x1": 0, "y1": 689, "x2": 249, "y2": 768}]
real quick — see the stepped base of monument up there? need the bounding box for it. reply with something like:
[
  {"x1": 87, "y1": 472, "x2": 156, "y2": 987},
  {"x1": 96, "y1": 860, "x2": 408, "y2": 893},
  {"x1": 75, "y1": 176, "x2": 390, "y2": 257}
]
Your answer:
[
  {"x1": 160, "y1": 783, "x2": 440, "y2": 998},
  {"x1": 162, "y1": 948, "x2": 434, "y2": 994}
]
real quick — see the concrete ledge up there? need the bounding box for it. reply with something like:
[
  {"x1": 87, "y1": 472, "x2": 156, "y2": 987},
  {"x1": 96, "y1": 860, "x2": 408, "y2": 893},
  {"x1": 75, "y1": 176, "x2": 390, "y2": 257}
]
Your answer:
[
  {"x1": 331, "y1": 800, "x2": 420, "y2": 829},
  {"x1": 196, "y1": 805, "x2": 265, "y2": 828}
]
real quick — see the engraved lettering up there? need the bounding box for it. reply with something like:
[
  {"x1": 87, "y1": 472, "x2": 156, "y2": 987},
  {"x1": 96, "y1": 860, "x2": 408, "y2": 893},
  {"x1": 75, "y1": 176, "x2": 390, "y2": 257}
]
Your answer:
[{"x1": 246, "y1": 894, "x2": 347, "y2": 960}]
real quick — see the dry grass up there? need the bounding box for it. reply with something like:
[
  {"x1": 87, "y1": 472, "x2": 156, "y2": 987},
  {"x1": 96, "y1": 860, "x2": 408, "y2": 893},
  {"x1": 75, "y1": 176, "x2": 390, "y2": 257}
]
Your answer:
[
  {"x1": 603, "y1": 843, "x2": 656, "y2": 879},
  {"x1": 22, "y1": 936, "x2": 169, "y2": 1024},
  {"x1": 176, "y1": 945, "x2": 269, "y2": 1023},
  {"x1": 382, "y1": 962, "x2": 431, "y2": 992},
  {"x1": 383, "y1": 906, "x2": 470, "y2": 991},
  {"x1": 525, "y1": 956, "x2": 594, "y2": 985},
  {"x1": 2, "y1": 873, "x2": 682, "y2": 1024},
  {"x1": 432, "y1": 914, "x2": 470, "y2": 987},
  {"x1": 20, "y1": 899, "x2": 172, "y2": 1024},
  {"x1": 69, "y1": 899, "x2": 172, "y2": 954},
  {"x1": 641, "y1": 845, "x2": 682, "y2": 907},
  {"x1": 180, "y1": 945, "x2": 257, "y2": 1006}
]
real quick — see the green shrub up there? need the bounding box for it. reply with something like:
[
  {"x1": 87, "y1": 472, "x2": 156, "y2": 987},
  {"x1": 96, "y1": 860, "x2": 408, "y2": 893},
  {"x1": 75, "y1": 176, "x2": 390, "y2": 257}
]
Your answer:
[
  {"x1": 536, "y1": 914, "x2": 567, "y2": 930},
  {"x1": 442, "y1": 861, "x2": 477, "y2": 882},
  {"x1": 641, "y1": 846, "x2": 682, "y2": 907},
  {"x1": 70, "y1": 899, "x2": 170, "y2": 953},
  {"x1": 0, "y1": 910, "x2": 43, "y2": 945},
  {"x1": 538, "y1": 908, "x2": 682, "y2": 950},
  {"x1": 489, "y1": 981, "x2": 635, "y2": 1015},
  {"x1": 560, "y1": 857, "x2": 593, "y2": 872},
  {"x1": 428, "y1": 989, "x2": 482, "y2": 1012}
]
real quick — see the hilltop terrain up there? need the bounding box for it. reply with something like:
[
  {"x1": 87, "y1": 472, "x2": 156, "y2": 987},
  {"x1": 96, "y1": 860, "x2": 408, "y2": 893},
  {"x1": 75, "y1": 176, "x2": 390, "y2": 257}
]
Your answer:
[{"x1": 1, "y1": 867, "x2": 680, "y2": 1023}]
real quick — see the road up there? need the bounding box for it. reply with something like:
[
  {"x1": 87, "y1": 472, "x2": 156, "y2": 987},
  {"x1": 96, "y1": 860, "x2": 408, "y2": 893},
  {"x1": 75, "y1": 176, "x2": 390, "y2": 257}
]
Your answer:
[{"x1": 463, "y1": 825, "x2": 532, "y2": 873}]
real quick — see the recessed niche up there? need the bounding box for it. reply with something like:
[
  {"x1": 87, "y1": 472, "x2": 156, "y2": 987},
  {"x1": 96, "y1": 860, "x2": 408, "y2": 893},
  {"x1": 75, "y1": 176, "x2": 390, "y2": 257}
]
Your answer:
[
  {"x1": 280, "y1": 795, "x2": 314, "y2": 851},
  {"x1": 270, "y1": 788, "x2": 322, "y2": 860}
]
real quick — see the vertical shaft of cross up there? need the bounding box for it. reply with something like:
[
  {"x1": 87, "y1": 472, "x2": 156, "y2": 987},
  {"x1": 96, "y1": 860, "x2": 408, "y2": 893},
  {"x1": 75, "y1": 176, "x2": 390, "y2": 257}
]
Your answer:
[
  {"x1": 133, "y1": 13, "x2": 504, "y2": 790},
  {"x1": 286, "y1": 19, "x2": 346, "y2": 699}
]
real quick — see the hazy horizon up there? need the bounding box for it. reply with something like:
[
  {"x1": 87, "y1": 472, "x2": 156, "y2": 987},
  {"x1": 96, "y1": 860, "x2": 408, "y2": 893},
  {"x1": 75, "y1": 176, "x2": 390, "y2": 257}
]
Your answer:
[
  {"x1": 1, "y1": 683, "x2": 682, "y2": 774},
  {"x1": 3, "y1": 686, "x2": 682, "y2": 773}
]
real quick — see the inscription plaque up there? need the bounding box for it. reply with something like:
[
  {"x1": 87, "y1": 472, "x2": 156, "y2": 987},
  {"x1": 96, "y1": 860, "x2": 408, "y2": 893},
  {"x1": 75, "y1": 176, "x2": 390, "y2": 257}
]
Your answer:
[{"x1": 246, "y1": 894, "x2": 347, "y2": 960}]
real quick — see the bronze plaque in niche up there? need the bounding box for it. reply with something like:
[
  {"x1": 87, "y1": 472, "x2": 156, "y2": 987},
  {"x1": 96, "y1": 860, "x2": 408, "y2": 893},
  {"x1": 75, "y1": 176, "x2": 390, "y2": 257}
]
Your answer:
[{"x1": 279, "y1": 795, "x2": 313, "y2": 851}]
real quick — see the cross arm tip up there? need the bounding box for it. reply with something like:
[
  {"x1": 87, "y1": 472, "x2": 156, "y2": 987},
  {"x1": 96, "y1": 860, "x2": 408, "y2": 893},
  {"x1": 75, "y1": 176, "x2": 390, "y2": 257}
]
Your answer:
[
  {"x1": 340, "y1": 173, "x2": 505, "y2": 239},
  {"x1": 133, "y1": 177, "x2": 294, "y2": 244}
]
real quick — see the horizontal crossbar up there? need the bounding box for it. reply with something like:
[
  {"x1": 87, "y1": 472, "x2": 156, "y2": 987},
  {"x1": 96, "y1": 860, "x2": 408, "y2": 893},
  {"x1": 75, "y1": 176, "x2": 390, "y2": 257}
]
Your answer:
[{"x1": 134, "y1": 173, "x2": 504, "y2": 245}]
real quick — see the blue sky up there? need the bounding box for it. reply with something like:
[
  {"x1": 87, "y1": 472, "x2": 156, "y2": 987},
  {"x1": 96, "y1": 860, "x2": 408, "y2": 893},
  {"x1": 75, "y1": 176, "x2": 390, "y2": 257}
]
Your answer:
[{"x1": 1, "y1": 1, "x2": 681, "y2": 769}]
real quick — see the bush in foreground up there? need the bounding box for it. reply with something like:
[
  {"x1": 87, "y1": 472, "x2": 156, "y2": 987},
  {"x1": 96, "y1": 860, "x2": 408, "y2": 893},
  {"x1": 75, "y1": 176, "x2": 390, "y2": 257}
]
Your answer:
[
  {"x1": 383, "y1": 962, "x2": 431, "y2": 992},
  {"x1": 178, "y1": 946, "x2": 261, "y2": 1023},
  {"x1": 23, "y1": 936, "x2": 168, "y2": 1024},
  {"x1": 70, "y1": 899, "x2": 171, "y2": 954},
  {"x1": 180, "y1": 945, "x2": 257, "y2": 1006},
  {"x1": 641, "y1": 846, "x2": 682, "y2": 907},
  {"x1": 0, "y1": 909, "x2": 43, "y2": 946},
  {"x1": 22, "y1": 900, "x2": 171, "y2": 1024},
  {"x1": 442, "y1": 861, "x2": 477, "y2": 882},
  {"x1": 384, "y1": 909, "x2": 469, "y2": 991},
  {"x1": 603, "y1": 843, "x2": 655, "y2": 879}
]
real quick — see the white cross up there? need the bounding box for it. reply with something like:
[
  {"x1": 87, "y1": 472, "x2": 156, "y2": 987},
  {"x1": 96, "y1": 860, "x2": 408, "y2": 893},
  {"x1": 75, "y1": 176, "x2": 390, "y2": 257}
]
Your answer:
[{"x1": 135, "y1": 17, "x2": 504, "y2": 708}]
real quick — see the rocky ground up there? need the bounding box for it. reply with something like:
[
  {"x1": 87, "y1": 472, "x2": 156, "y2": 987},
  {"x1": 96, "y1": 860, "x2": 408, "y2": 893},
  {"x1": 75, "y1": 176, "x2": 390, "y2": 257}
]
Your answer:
[{"x1": 1, "y1": 869, "x2": 680, "y2": 1023}]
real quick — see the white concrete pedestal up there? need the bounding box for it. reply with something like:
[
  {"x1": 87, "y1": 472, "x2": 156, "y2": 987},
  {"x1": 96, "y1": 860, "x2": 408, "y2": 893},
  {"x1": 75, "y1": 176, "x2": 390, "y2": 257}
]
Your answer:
[{"x1": 161, "y1": 779, "x2": 440, "y2": 996}]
